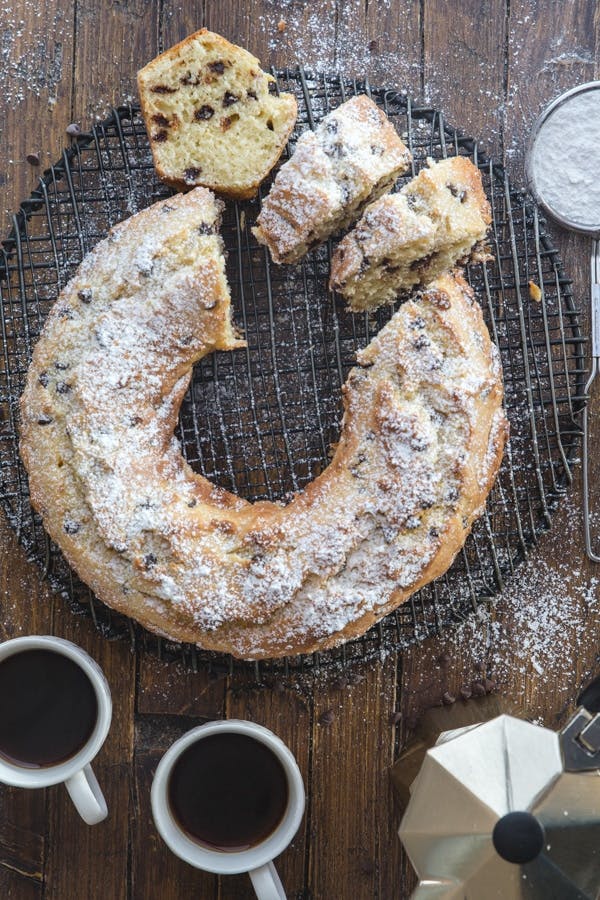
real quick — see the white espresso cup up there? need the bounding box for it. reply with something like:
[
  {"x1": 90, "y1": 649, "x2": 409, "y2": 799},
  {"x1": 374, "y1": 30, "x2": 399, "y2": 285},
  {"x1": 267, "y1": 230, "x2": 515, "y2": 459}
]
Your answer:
[
  {"x1": 0, "y1": 635, "x2": 112, "y2": 825},
  {"x1": 151, "y1": 720, "x2": 305, "y2": 900}
]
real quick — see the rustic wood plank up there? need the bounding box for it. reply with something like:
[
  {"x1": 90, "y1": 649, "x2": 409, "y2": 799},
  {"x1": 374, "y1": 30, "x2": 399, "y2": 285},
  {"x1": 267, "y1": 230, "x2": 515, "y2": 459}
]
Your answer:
[
  {"x1": 424, "y1": 0, "x2": 506, "y2": 157},
  {"x1": 337, "y1": 0, "x2": 422, "y2": 91},
  {"x1": 0, "y1": 2, "x2": 74, "y2": 237},
  {"x1": 0, "y1": 523, "x2": 55, "y2": 894},
  {"x1": 73, "y1": 0, "x2": 160, "y2": 124},
  {"x1": 43, "y1": 614, "x2": 135, "y2": 900},
  {"x1": 204, "y1": 0, "x2": 339, "y2": 72},
  {"x1": 308, "y1": 657, "x2": 399, "y2": 900},
  {"x1": 217, "y1": 682, "x2": 311, "y2": 899},
  {"x1": 131, "y1": 715, "x2": 218, "y2": 899},
  {"x1": 137, "y1": 655, "x2": 226, "y2": 719}
]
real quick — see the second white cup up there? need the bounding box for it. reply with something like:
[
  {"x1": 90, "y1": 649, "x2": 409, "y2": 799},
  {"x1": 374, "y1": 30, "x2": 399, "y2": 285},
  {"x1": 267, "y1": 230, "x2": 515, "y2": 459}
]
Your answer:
[{"x1": 151, "y1": 719, "x2": 305, "y2": 900}]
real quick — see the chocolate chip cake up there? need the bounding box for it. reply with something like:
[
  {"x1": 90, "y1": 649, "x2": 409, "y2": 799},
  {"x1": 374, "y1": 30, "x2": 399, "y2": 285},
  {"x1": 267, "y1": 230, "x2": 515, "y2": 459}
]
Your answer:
[
  {"x1": 329, "y1": 156, "x2": 491, "y2": 311},
  {"x1": 21, "y1": 206, "x2": 507, "y2": 660},
  {"x1": 138, "y1": 29, "x2": 297, "y2": 199},
  {"x1": 253, "y1": 94, "x2": 412, "y2": 264}
]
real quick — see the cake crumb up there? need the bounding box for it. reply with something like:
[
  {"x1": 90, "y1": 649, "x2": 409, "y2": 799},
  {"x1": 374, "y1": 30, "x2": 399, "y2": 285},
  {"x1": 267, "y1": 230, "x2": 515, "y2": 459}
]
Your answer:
[{"x1": 529, "y1": 280, "x2": 542, "y2": 302}]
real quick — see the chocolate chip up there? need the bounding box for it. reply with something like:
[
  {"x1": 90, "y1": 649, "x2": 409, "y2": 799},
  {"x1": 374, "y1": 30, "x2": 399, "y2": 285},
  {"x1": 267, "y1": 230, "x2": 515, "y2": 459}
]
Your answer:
[
  {"x1": 194, "y1": 105, "x2": 214, "y2": 121},
  {"x1": 197, "y1": 222, "x2": 215, "y2": 235},
  {"x1": 128, "y1": 415, "x2": 142, "y2": 427},
  {"x1": 324, "y1": 142, "x2": 345, "y2": 159},
  {"x1": 180, "y1": 71, "x2": 201, "y2": 86},
  {"x1": 38, "y1": 372, "x2": 49, "y2": 387},
  {"x1": 266, "y1": 118, "x2": 274, "y2": 131},
  {"x1": 247, "y1": 90, "x2": 258, "y2": 100},
  {"x1": 63, "y1": 519, "x2": 80, "y2": 534},
  {"x1": 319, "y1": 709, "x2": 335, "y2": 726},
  {"x1": 405, "y1": 193, "x2": 418, "y2": 210},
  {"x1": 66, "y1": 122, "x2": 81, "y2": 136},
  {"x1": 442, "y1": 691, "x2": 456, "y2": 705},
  {"x1": 221, "y1": 115, "x2": 237, "y2": 131},
  {"x1": 370, "y1": 144, "x2": 384, "y2": 156},
  {"x1": 138, "y1": 265, "x2": 153, "y2": 278},
  {"x1": 143, "y1": 553, "x2": 157, "y2": 569},
  {"x1": 445, "y1": 487, "x2": 459, "y2": 502},
  {"x1": 460, "y1": 687, "x2": 472, "y2": 701},
  {"x1": 222, "y1": 91, "x2": 239, "y2": 107},
  {"x1": 54, "y1": 361, "x2": 69, "y2": 370},
  {"x1": 152, "y1": 130, "x2": 168, "y2": 143},
  {"x1": 77, "y1": 289, "x2": 92, "y2": 303},
  {"x1": 429, "y1": 527, "x2": 439, "y2": 539},
  {"x1": 447, "y1": 183, "x2": 467, "y2": 202},
  {"x1": 151, "y1": 113, "x2": 171, "y2": 128},
  {"x1": 368, "y1": 38, "x2": 379, "y2": 53},
  {"x1": 437, "y1": 652, "x2": 451, "y2": 666},
  {"x1": 410, "y1": 252, "x2": 436, "y2": 273},
  {"x1": 208, "y1": 60, "x2": 226, "y2": 75},
  {"x1": 56, "y1": 381, "x2": 71, "y2": 395},
  {"x1": 94, "y1": 329, "x2": 107, "y2": 349},
  {"x1": 484, "y1": 677, "x2": 496, "y2": 693},
  {"x1": 331, "y1": 676, "x2": 348, "y2": 690},
  {"x1": 187, "y1": 498, "x2": 197, "y2": 508},
  {"x1": 26, "y1": 153, "x2": 40, "y2": 166},
  {"x1": 150, "y1": 84, "x2": 177, "y2": 94},
  {"x1": 57, "y1": 306, "x2": 74, "y2": 319},
  {"x1": 183, "y1": 166, "x2": 202, "y2": 183},
  {"x1": 413, "y1": 335, "x2": 430, "y2": 351},
  {"x1": 37, "y1": 414, "x2": 53, "y2": 425},
  {"x1": 409, "y1": 316, "x2": 426, "y2": 330}
]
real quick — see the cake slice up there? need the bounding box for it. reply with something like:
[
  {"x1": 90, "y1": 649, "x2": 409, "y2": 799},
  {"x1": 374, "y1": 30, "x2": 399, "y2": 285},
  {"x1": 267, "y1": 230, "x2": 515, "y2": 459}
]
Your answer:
[
  {"x1": 329, "y1": 156, "x2": 491, "y2": 311},
  {"x1": 137, "y1": 29, "x2": 297, "y2": 199},
  {"x1": 252, "y1": 94, "x2": 412, "y2": 264}
]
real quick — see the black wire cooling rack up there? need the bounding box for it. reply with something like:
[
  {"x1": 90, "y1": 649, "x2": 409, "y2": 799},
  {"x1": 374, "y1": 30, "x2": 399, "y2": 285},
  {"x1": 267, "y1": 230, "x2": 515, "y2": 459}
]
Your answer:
[{"x1": 0, "y1": 70, "x2": 586, "y2": 680}]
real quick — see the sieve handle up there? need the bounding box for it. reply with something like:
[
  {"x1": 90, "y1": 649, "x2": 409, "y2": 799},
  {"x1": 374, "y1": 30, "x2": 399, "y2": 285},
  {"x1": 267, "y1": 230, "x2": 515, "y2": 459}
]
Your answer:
[{"x1": 583, "y1": 239, "x2": 600, "y2": 561}]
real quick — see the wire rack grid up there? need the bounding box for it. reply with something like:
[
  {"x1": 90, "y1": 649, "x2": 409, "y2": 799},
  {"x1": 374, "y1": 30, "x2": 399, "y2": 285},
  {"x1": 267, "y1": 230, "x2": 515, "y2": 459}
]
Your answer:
[{"x1": 0, "y1": 69, "x2": 586, "y2": 681}]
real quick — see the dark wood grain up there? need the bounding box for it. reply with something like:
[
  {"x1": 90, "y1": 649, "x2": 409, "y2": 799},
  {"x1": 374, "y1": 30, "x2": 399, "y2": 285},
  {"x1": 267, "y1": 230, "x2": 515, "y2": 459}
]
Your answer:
[
  {"x1": 1, "y1": 2, "x2": 600, "y2": 898},
  {"x1": 0, "y1": 1, "x2": 74, "y2": 238}
]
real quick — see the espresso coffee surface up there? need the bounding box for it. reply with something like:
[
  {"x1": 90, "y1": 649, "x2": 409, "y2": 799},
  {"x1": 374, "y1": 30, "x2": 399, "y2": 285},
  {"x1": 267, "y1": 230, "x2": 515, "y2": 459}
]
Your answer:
[
  {"x1": 0, "y1": 649, "x2": 98, "y2": 768},
  {"x1": 168, "y1": 733, "x2": 289, "y2": 851}
]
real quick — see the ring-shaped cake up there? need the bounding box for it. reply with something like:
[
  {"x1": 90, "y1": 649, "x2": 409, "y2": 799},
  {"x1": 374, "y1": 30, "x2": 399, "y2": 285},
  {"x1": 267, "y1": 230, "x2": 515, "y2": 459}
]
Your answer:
[{"x1": 20, "y1": 188, "x2": 508, "y2": 659}]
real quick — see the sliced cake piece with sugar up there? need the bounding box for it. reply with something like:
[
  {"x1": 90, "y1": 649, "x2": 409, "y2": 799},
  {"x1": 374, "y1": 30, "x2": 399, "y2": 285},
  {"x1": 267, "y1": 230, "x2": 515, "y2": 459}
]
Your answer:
[
  {"x1": 253, "y1": 94, "x2": 412, "y2": 264},
  {"x1": 329, "y1": 156, "x2": 491, "y2": 312},
  {"x1": 138, "y1": 29, "x2": 297, "y2": 199}
]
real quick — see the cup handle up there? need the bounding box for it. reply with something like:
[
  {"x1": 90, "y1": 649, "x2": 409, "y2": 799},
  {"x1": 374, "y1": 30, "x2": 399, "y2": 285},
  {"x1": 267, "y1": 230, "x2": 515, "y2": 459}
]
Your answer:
[
  {"x1": 248, "y1": 861, "x2": 287, "y2": 900},
  {"x1": 64, "y1": 763, "x2": 108, "y2": 825}
]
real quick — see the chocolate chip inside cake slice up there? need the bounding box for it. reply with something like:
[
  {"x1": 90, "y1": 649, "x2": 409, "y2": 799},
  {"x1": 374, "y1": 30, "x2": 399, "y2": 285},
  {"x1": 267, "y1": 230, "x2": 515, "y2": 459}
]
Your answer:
[
  {"x1": 252, "y1": 94, "x2": 412, "y2": 264},
  {"x1": 329, "y1": 156, "x2": 491, "y2": 311},
  {"x1": 138, "y1": 28, "x2": 297, "y2": 199}
]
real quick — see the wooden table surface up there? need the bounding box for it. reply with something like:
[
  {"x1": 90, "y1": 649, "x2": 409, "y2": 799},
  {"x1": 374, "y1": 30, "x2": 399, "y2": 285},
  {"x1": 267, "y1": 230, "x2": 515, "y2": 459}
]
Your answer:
[{"x1": 1, "y1": 2, "x2": 600, "y2": 898}]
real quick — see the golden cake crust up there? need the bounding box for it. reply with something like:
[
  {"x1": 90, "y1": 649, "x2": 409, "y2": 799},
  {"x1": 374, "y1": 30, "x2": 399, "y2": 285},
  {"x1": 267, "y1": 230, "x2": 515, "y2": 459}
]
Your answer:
[{"x1": 20, "y1": 189, "x2": 506, "y2": 658}]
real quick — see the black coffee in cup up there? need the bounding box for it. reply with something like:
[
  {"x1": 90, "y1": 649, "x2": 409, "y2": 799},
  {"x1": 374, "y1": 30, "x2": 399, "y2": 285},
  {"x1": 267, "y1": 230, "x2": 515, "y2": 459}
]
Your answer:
[
  {"x1": 0, "y1": 648, "x2": 98, "y2": 768},
  {"x1": 168, "y1": 733, "x2": 289, "y2": 851}
]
